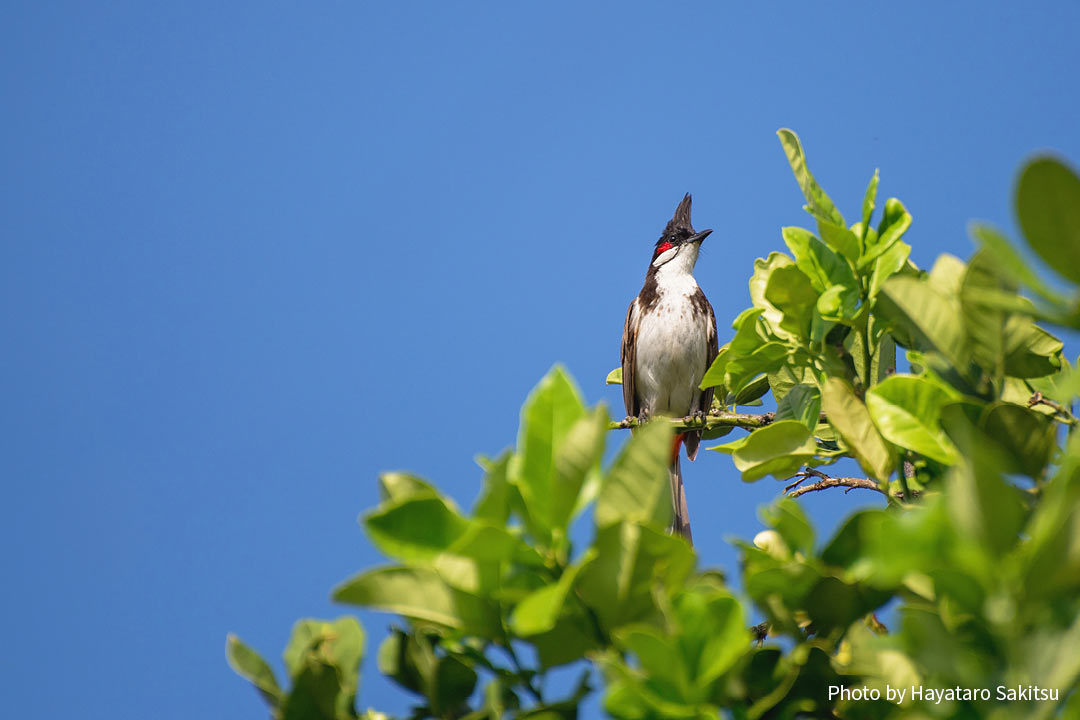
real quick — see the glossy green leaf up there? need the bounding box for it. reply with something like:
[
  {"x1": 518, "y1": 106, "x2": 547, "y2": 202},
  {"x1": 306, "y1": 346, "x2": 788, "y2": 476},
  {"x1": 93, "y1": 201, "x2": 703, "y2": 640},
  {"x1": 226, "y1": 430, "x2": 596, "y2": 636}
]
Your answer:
[
  {"x1": 822, "y1": 377, "x2": 894, "y2": 482},
  {"x1": 725, "y1": 343, "x2": 790, "y2": 395},
  {"x1": 550, "y1": 406, "x2": 607, "y2": 531},
  {"x1": 868, "y1": 239, "x2": 911, "y2": 298},
  {"x1": 365, "y1": 496, "x2": 469, "y2": 563},
  {"x1": 511, "y1": 366, "x2": 587, "y2": 537},
  {"x1": 774, "y1": 384, "x2": 821, "y2": 430},
  {"x1": 734, "y1": 374, "x2": 771, "y2": 405},
  {"x1": 782, "y1": 227, "x2": 858, "y2": 295},
  {"x1": 333, "y1": 567, "x2": 500, "y2": 637},
  {"x1": 729, "y1": 420, "x2": 817, "y2": 482},
  {"x1": 227, "y1": 634, "x2": 283, "y2": 707},
  {"x1": 749, "y1": 251, "x2": 796, "y2": 335},
  {"x1": 859, "y1": 198, "x2": 911, "y2": 269},
  {"x1": 861, "y1": 169, "x2": 879, "y2": 237},
  {"x1": 596, "y1": 420, "x2": 673, "y2": 531},
  {"x1": 877, "y1": 275, "x2": 969, "y2": 371},
  {"x1": 865, "y1": 375, "x2": 960, "y2": 465},
  {"x1": 764, "y1": 265, "x2": 818, "y2": 337},
  {"x1": 606, "y1": 367, "x2": 622, "y2": 385},
  {"x1": 1016, "y1": 156, "x2": 1080, "y2": 285},
  {"x1": 777, "y1": 128, "x2": 845, "y2": 226},
  {"x1": 818, "y1": 219, "x2": 861, "y2": 263}
]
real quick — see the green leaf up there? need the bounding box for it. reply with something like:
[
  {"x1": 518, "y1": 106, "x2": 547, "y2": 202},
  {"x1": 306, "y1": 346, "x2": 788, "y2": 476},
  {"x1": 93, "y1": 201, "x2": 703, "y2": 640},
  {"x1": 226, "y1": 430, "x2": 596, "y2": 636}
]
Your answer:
[
  {"x1": 365, "y1": 496, "x2": 469, "y2": 563},
  {"x1": 760, "y1": 497, "x2": 814, "y2": 553},
  {"x1": 777, "y1": 128, "x2": 845, "y2": 226},
  {"x1": 596, "y1": 420, "x2": 673, "y2": 531},
  {"x1": 818, "y1": 219, "x2": 861, "y2": 263},
  {"x1": 510, "y1": 551, "x2": 594, "y2": 636},
  {"x1": 431, "y1": 655, "x2": 478, "y2": 716},
  {"x1": 749, "y1": 251, "x2": 797, "y2": 336},
  {"x1": 687, "y1": 593, "x2": 748, "y2": 686},
  {"x1": 959, "y1": 248, "x2": 1012, "y2": 383},
  {"x1": 877, "y1": 274, "x2": 969, "y2": 371},
  {"x1": 970, "y1": 222, "x2": 1067, "y2": 305},
  {"x1": 782, "y1": 227, "x2": 858, "y2": 295},
  {"x1": 734, "y1": 374, "x2": 771, "y2": 405},
  {"x1": 1016, "y1": 156, "x2": 1080, "y2": 285},
  {"x1": 579, "y1": 522, "x2": 695, "y2": 633},
  {"x1": 764, "y1": 265, "x2": 818, "y2": 338},
  {"x1": 861, "y1": 169, "x2": 879, "y2": 237},
  {"x1": 821, "y1": 377, "x2": 894, "y2": 482},
  {"x1": 226, "y1": 634, "x2": 283, "y2": 707},
  {"x1": 606, "y1": 367, "x2": 622, "y2": 385},
  {"x1": 729, "y1": 420, "x2": 818, "y2": 482},
  {"x1": 865, "y1": 375, "x2": 960, "y2": 465},
  {"x1": 333, "y1": 567, "x2": 500, "y2": 637},
  {"x1": 859, "y1": 198, "x2": 911, "y2": 269},
  {"x1": 978, "y1": 402, "x2": 1056, "y2": 477},
  {"x1": 550, "y1": 406, "x2": 608, "y2": 531},
  {"x1": 473, "y1": 452, "x2": 513, "y2": 526},
  {"x1": 378, "y1": 472, "x2": 437, "y2": 504},
  {"x1": 283, "y1": 617, "x2": 365, "y2": 680},
  {"x1": 868, "y1": 239, "x2": 911, "y2": 298},
  {"x1": 725, "y1": 343, "x2": 790, "y2": 396},
  {"x1": 511, "y1": 366, "x2": 587, "y2": 537},
  {"x1": 1003, "y1": 315, "x2": 1063, "y2": 378},
  {"x1": 774, "y1": 384, "x2": 821, "y2": 430},
  {"x1": 281, "y1": 617, "x2": 366, "y2": 720}
]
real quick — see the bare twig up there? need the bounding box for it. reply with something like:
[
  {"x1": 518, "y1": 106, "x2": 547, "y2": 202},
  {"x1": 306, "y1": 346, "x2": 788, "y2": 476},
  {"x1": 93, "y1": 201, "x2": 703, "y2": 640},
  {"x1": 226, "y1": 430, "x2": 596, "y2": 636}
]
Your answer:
[
  {"x1": 1028, "y1": 391, "x2": 1079, "y2": 426},
  {"x1": 784, "y1": 467, "x2": 889, "y2": 499}
]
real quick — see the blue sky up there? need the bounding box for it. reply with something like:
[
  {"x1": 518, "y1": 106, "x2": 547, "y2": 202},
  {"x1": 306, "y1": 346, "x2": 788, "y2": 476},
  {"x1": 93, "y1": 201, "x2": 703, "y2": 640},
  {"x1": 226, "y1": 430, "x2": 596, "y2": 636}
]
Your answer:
[{"x1": 3, "y1": 3, "x2": 1079, "y2": 718}]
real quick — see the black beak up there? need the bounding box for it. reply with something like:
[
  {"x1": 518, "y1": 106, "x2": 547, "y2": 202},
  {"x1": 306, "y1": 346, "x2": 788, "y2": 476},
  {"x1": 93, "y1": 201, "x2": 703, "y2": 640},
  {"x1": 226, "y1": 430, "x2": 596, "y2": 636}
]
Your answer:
[{"x1": 688, "y1": 229, "x2": 712, "y2": 244}]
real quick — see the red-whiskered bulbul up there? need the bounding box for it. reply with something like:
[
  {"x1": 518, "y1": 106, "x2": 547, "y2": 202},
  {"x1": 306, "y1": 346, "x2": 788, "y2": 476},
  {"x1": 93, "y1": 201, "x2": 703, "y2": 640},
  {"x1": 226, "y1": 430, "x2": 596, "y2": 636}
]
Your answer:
[{"x1": 620, "y1": 194, "x2": 718, "y2": 545}]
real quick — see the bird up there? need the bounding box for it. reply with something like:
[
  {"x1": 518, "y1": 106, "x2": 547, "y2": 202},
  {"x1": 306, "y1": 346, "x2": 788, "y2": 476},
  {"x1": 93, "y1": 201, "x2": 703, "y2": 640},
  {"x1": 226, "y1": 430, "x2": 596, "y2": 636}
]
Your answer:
[{"x1": 620, "y1": 194, "x2": 718, "y2": 544}]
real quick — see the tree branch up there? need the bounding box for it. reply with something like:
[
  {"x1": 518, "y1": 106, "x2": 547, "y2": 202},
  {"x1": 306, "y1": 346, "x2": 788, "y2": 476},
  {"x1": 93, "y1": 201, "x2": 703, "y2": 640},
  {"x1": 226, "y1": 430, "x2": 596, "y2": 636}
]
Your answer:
[
  {"x1": 1028, "y1": 391, "x2": 1078, "y2": 426},
  {"x1": 609, "y1": 410, "x2": 790, "y2": 433},
  {"x1": 784, "y1": 467, "x2": 894, "y2": 499}
]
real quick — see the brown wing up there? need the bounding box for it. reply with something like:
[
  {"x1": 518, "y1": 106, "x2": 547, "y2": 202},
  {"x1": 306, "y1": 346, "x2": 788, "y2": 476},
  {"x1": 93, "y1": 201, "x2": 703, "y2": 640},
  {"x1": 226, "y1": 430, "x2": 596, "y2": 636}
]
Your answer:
[
  {"x1": 621, "y1": 298, "x2": 639, "y2": 420},
  {"x1": 698, "y1": 294, "x2": 718, "y2": 416}
]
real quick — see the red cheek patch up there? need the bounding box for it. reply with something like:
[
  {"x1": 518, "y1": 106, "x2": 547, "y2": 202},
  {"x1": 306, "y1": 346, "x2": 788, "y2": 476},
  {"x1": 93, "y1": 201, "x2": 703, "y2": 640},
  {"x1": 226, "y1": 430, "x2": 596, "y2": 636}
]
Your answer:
[{"x1": 655, "y1": 241, "x2": 674, "y2": 256}]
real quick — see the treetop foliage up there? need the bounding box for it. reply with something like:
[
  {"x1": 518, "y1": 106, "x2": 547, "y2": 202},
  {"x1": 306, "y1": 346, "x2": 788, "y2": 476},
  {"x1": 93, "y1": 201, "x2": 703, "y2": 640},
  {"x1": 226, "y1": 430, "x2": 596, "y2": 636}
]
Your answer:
[{"x1": 229, "y1": 130, "x2": 1080, "y2": 719}]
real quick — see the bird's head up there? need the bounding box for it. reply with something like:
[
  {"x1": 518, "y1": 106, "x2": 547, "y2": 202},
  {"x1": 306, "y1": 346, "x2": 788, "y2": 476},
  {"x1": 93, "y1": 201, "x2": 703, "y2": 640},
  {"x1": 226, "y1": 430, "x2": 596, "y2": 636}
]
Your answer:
[{"x1": 651, "y1": 193, "x2": 712, "y2": 268}]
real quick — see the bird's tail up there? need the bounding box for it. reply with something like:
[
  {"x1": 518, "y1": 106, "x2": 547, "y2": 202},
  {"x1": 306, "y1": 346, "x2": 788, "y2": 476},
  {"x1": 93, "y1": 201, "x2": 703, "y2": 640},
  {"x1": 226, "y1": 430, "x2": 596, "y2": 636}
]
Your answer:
[{"x1": 669, "y1": 453, "x2": 693, "y2": 545}]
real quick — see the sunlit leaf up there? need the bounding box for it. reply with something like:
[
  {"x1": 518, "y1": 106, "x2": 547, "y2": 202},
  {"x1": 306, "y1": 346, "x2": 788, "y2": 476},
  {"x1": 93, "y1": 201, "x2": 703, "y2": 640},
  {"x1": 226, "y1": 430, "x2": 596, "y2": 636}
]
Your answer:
[
  {"x1": 596, "y1": 420, "x2": 673, "y2": 531},
  {"x1": 822, "y1": 377, "x2": 894, "y2": 482},
  {"x1": 865, "y1": 375, "x2": 959, "y2": 465},
  {"x1": 227, "y1": 634, "x2": 283, "y2": 707},
  {"x1": 777, "y1": 128, "x2": 845, "y2": 226},
  {"x1": 730, "y1": 420, "x2": 818, "y2": 482}
]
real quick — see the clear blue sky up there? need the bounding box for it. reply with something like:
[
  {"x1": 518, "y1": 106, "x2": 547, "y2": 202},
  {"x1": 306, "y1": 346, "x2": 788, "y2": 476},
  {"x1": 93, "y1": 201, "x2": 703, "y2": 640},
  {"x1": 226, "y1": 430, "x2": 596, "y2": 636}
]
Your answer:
[{"x1": 3, "y1": 3, "x2": 1078, "y2": 718}]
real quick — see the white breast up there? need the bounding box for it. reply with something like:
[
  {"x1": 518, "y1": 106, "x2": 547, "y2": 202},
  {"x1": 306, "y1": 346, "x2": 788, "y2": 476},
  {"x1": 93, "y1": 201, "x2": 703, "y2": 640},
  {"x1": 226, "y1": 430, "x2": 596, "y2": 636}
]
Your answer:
[{"x1": 634, "y1": 271, "x2": 707, "y2": 417}]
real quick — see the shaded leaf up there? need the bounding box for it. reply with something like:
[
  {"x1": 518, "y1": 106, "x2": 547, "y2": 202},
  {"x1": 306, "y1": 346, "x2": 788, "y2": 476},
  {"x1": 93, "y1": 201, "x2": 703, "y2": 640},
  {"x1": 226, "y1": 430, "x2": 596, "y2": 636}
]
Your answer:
[{"x1": 1016, "y1": 156, "x2": 1080, "y2": 285}]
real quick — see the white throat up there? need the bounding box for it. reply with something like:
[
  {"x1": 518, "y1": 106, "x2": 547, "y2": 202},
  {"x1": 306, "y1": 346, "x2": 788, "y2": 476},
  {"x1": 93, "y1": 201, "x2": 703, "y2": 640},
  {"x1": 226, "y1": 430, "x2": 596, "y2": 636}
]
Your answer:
[{"x1": 653, "y1": 243, "x2": 700, "y2": 286}]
